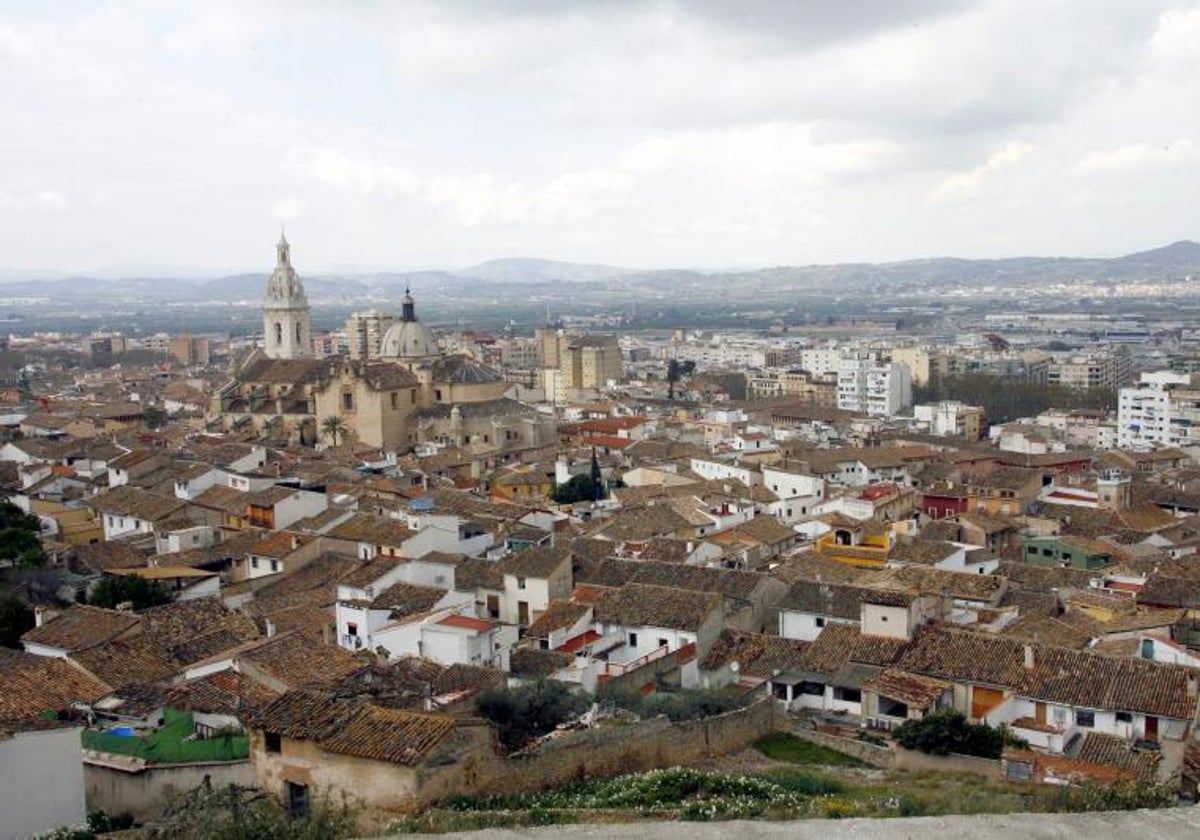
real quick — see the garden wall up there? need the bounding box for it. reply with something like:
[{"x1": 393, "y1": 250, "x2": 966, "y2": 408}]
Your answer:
[
  {"x1": 893, "y1": 746, "x2": 1003, "y2": 779},
  {"x1": 83, "y1": 758, "x2": 254, "y2": 821},
  {"x1": 469, "y1": 697, "x2": 779, "y2": 796},
  {"x1": 786, "y1": 728, "x2": 895, "y2": 768}
]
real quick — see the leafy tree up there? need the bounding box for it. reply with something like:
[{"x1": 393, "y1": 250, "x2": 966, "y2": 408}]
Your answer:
[
  {"x1": 0, "y1": 526, "x2": 46, "y2": 567},
  {"x1": 598, "y1": 684, "x2": 751, "y2": 722},
  {"x1": 320, "y1": 415, "x2": 348, "y2": 447},
  {"x1": 0, "y1": 596, "x2": 34, "y2": 649},
  {"x1": 476, "y1": 680, "x2": 589, "y2": 752},
  {"x1": 893, "y1": 708, "x2": 1022, "y2": 759},
  {"x1": 666, "y1": 359, "x2": 697, "y2": 400},
  {"x1": 88, "y1": 575, "x2": 174, "y2": 611},
  {"x1": 551, "y1": 473, "x2": 605, "y2": 505},
  {"x1": 143, "y1": 406, "x2": 168, "y2": 429},
  {"x1": 0, "y1": 499, "x2": 46, "y2": 567},
  {"x1": 914, "y1": 375, "x2": 1116, "y2": 425}
]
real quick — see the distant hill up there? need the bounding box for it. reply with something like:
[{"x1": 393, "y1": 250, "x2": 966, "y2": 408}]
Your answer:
[
  {"x1": 456, "y1": 257, "x2": 631, "y2": 283},
  {"x1": 3, "y1": 241, "x2": 1198, "y2": 304}
]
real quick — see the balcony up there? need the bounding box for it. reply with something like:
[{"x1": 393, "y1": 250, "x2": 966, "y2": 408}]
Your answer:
[{"x1": 1009, "y1": 716, "x2": 1074, "y2": 753}]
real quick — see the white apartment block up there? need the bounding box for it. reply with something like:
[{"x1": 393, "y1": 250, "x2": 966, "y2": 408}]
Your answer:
[
  {"x1": 799, "y1": 347, "x2": 843, "y2": 377},
  {"x1": 1118, "y1": 370, "x2": 1200, "y2": 449},
  {"x1": 913, "y1": 401, "x2": 984, "y2": 438},
  {"x1": 674, "y1": 340, "x2": 767, "y2": 369},
  {"x1": 837, "y1": 353, "x2": 912, "y2": 417}
]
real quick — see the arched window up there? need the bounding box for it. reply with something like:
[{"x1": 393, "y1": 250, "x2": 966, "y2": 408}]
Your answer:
[
  {"x1": 296, "y1": 322, "x2": 302, "y2": 343},
  {"x1": 274, "y1": 322, "x2": 283, "y2": 345}
]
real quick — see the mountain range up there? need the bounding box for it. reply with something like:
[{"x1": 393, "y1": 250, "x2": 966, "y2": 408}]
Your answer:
[{"x1": 3, "y1": 241, "x2": 1199, "y2": 305}]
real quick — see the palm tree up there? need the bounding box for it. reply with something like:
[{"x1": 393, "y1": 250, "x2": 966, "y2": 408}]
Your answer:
[{"x1": 320, "y1": 415, "x2": 348, "y2": 447}]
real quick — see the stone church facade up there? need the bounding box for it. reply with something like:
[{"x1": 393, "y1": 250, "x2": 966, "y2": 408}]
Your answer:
[{"x1": 210, "y1": 237, "x2": 554, "y2": 453}]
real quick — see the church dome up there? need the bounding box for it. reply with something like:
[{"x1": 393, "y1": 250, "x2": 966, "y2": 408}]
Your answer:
[
  {"x1": 380, "y1": 319, "x2": 435, "y2": 358},
  {"x1": 380, "y1": 285, "x2": 436, "y2": 359}
]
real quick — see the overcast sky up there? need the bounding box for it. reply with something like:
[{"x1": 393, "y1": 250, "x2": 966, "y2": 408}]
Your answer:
[{"x1": 2, "y1": 1, "x2": 1199, "y2": 276}]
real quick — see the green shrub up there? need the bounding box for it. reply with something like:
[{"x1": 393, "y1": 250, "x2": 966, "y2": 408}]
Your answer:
[
  {"x1": 597, "y1": 684, "x2": 751, "y2": 723},
  {"x1": 476, "y1": 680, "x2": 590, "y2": 752},
  {"x1": 88, "y1": 575, "x2": 174, "y2": 610},
  {"x1": 894, "y1": 709, "x2": 1016, "y2": 759}
]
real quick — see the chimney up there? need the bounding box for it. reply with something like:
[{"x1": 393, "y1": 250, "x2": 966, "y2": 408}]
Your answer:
[
  {"x1": 1189, "y1": 674, "x2": 1198, "y2": 700},
  {"x1": 33, "y1": 606, "x2": 46, "y2": 628},
  {"x1": 290, "y1": 535, "x2": 300, "y2": 550},
  {"x1": 1023, "y1": 644, "x2": 1035, "y2": 670},
  {"x1": 265, "y1": 618, "x2": 277, "y2": 638}
]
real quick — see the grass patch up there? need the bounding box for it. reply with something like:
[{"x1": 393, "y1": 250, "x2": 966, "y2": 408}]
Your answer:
[{"x1": 754, "y1": 732, "x2": 866, "y2": 767}]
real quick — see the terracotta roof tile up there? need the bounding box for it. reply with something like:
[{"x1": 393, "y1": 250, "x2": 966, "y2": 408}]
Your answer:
[{"x1": 21, "y1": 605, "x2": 140, "y2": 654}]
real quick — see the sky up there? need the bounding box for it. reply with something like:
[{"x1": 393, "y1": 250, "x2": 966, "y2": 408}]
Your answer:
[{"x1": 2, "y1": 0, "x2": 1199, "y2": 276}]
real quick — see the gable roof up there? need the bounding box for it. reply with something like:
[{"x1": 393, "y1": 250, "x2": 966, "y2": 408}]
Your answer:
[
  {"x1": 21, "y1": 605, "x2": 140, "y2": 654},
  {"x1": 593, "y1": 583, "x2": 722, "y2": 632},
  {"x1": 0, "y1": 650, "x2": 110, "y2": 726},
  {"x1": 238, "y1": 630, "x2": 365, "y2": 690},
  {"x1": 251, "y1": 689, "x2": 455, "y2": 766},
  {"x1": 499, "y1": 545, "x2": 572, "y2": 579},
  {"x1": 700, "y1": 629, "x2": 810, "y2": 678}
]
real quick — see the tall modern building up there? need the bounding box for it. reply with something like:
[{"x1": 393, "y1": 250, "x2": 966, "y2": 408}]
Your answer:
[
  {"x1": 346, "y1": 310, "x2": 398, "y2": 360},
  {"x1": 837, "y1": 352, "x2": 912, "y2": 417},
  {"x1": 262, "y1": 233, "x2": 312, "y2": 360},
  {"x1": 1117, "y1": 370, "x2": 1200, "y2": 449}
]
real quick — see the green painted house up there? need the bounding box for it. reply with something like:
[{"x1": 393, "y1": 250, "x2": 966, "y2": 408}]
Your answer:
[{"x1": 1021, "y1": 535, "x2": 1113, "y2": 570}]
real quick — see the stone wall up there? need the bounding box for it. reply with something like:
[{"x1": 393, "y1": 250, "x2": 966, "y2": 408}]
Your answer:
[
  {"x1": 785, "y1": 728, "x2": 1004, "y2": 778},
  {"x1": 786, "y1": 727, "x2": 895, "y2": 768},
  {"x1": 468, "y1": 697, "x2": 779, "y2": 797},
  {"x1": 893, "y1": 746, "x2": 1003, "y2": 779},
  {"x1": 84, "y1": 759, "x2": 255, "y2": 821}
]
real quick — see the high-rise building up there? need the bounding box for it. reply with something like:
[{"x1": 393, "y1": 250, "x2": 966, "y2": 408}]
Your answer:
[
  {"x1": 1117, "y1": 370, "x2": 1200, "y2": 449},
  {"x1": 262, "y1": 232, "x2": 312, "y2": 360},
  {"x1": 536, "y1": 330, "x2": 621, "y2": 403},
  {"x1": 1047, "y1": 348, "x2": 1132, "y2": 390},
  {"x1": 346, "y1": 310, "x2": 398, "y2": 360},
  {"x1": 837, "y1": 352, "x2": 912, "y2": 417}
]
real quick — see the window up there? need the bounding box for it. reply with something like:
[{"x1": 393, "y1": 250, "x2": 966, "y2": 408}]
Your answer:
[
  {"x1": 815, "y1": 617, "x2": 826, "y2": 628},
  {"x1": 435, "y1": 389, "x2": 443, "y2": 401},
  {"x1": 391, "y1": 392, "x2": 398, "y2": 410},
  {"x1": 517, "y1": 576, "x2": 526, "y2": 590},
  {"x1": 657, "y1": 638, "x2": 669, "y2": 649},
  {"x1": 347, "y1": 622, "x2": 358, "y2": 637},
  {"x1": 1076, "y1": 709, "x2": 1095, "y2": 728},
  {"x1": 264, "y1": 731, "x2": 282, "y2": 753},
  {"x1": 274, "y1": 322, "x2": 282, "y2": 345},
  {"x1": 295, "y1": 322, "x2": 302, "y2": 344},
  {"x1": 628, "y1": 632, "x2": 639, "y2": 647},
  {"x1": 270, "y1": 559, "x2": 279, "y2": 572},
  {"x1": 1116, "y1": 711, "x2": 1132, "y2": 723},
  {"x1": 342, "y1": 391, "x2": 354, "y2": 411},
  {"x1": 251, "y1": 557, "x2": 259, "y2": 568}
]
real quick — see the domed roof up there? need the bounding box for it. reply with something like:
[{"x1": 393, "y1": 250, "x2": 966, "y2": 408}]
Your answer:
[
  {"x1": 380, "y1": 319, "x2": 435, "y2": 359},
  {"x1": 430, "y1": 354, "x2": 502, "y2": 384}
]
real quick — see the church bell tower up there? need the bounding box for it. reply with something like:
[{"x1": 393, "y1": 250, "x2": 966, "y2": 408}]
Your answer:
[{"x1": 262, "y1": 231, "x2": 312, "y2": 359}]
